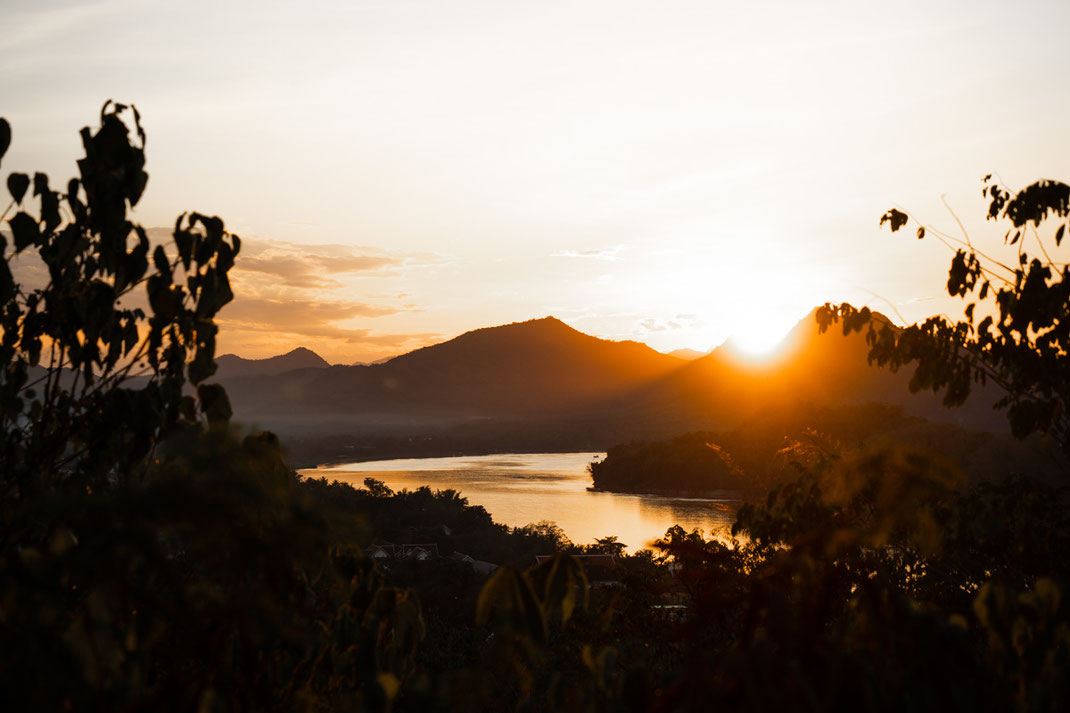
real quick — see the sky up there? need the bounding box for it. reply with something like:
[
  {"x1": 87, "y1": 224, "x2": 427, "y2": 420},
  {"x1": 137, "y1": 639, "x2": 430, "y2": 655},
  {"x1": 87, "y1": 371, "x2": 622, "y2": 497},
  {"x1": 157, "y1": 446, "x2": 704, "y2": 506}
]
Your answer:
[{"x1": 2, "y1": 0, "x2": 1069, "y2": 364}]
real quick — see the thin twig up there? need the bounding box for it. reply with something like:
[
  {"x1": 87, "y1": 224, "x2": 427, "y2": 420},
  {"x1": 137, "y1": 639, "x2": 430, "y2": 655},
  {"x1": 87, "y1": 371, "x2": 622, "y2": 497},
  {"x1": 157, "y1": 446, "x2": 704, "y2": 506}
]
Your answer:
[
  {"x1": 941, "y1": 194, "x2": 972, "y2": 249},
  {"x1": 856, "y1": 288, "x2": 910, "y2": 326}
]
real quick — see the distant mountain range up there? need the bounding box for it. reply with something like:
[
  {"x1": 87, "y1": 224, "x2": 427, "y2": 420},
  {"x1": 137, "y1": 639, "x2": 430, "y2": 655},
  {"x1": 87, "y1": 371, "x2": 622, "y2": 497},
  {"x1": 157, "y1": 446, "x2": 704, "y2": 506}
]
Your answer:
[
  {"x1": 626, "y1": 310, "x2": 1004, "y2": 434},
  {"x1": 222, "y1": 317, "x2": 681, "y2": 428},
  {"x1": 217, "y1": 312, "x2": 1008, "y2": 456},
  {"x1": 666, "y1": 348, "x2": 708, "y2": 360},
  {"x1": 215, "y1": 347, "x2": 330, "y2": 378}
]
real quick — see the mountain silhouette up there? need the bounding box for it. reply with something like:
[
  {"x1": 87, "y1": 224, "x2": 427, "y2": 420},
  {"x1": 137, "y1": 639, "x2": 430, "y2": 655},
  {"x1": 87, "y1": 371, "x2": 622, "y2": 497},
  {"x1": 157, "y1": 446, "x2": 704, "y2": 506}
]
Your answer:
[
  {"x1": 220, "y1": 312, "x2": 1008, "y2": 444},
  {"x1": 667, "y1": 348, "x2": 708, "y2": 360},
  {"x1": 223, "y1": 317, "x2": 681, "y2": 426},
  {"x1": 628, "y1": 308, "x2": 1005, "y2": 433},
  {"x1": 215, "y1": 347, "x2": 330, "y2": 378},
  {"x1": 360, "y1": 317, "x2": 681, "y2": 411}
]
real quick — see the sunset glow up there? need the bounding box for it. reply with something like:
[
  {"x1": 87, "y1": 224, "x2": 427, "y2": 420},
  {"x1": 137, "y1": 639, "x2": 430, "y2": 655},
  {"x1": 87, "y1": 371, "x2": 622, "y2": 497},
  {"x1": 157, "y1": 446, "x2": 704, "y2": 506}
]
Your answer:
[
  {"x1": 724, "y1": 325, "x2": 795, "y2": 360},
  {"x1": 3, "y1": 1, "x2": 1069, "y2": 363}
]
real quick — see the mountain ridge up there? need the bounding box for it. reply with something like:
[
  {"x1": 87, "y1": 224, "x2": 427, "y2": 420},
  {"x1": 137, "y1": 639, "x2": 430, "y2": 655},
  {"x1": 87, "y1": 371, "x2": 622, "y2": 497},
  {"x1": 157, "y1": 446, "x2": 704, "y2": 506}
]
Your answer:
[
  {"x1": 219, "y1": 311, "x2": 1007, "y2": 444},
  {"x1": 223, "y1": 315, "x2": 683, "y2": 419},
  {"x1": 215, "y1": 346, "x2": 330, "y2": 378}
]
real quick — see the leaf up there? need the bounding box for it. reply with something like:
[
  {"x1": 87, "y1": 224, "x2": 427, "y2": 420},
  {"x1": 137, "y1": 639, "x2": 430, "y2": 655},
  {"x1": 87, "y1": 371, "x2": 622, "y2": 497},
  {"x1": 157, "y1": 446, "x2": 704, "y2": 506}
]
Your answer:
[
  {"x1": 196, "y1": 383, "x2": 232, "y2": 422},
  {"x1": 0, "y1": 118, "x2": 9, "y2": 167},
  {"x1": 1028, "y1": 578, "x2": 1061, "y2": 617},
  {"x1": 36, "y1": 175, "x2": 60, "y2": 232},
  {"x1": 1003, "y1": 179, "x2": 1070, "y2": 227},
  {"x1": 476, "y1": 567, "x2": 547, "y2": 643},
  {"x1": 152, "y1": 245, "x2": 171, "y2": 280},
  {"x1": 527, "y1": 553, "x2": 589, "y2": 625},
  {"x1": 199, "y1": 214, "x2": 224, "y2": 244},
  {"x1": 8, "y1": 211, "x2": 39, "y2": 251},
  {"x1": 946, "y1": 250, "x2": 970, "y2": 296},
  {"x1": 917, "y1": 226, "x2": 925, "y2": 240},
  {"x1": 173, "y1": 230, "x2": 193, "y2": 271},
  {"x1": 0, "y1": 259, "x2": 13, "y2": 301},
  {"x1": 1057, "y1": 224, "x2": 1066, "y2": 247},
  {"x1": 179, "y1": 395, "x2": 198, "y2": 422},
  {"x1": 188, "y1": 338, "x2": 218, "y2": 385},
  {"x1": 880, "y1": 208, "x2": 909, "y2": 232},
  {"x1": 7, "y1": 173, "x2": 29, "y2": 204},
  {"x1": 32, "y1": 172, "x2": 49, "y2": 197},
  {"x1": 377, "y1": 673, "x2": 400, "y2": 702},
  {"x1": 66, "y1": 178, "x2": 85, "y2": 221}
]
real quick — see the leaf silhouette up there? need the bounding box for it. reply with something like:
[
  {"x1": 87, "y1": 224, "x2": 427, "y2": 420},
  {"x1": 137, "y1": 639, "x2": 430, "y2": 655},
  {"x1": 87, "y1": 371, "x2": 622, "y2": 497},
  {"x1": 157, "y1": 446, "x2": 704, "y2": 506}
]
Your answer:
[
  {"x1": 880, "y1": 208, "x2": 909, "y2": 231},
  {"x1": 7, "y1": 173, "x2": 29, "y2": 204}
]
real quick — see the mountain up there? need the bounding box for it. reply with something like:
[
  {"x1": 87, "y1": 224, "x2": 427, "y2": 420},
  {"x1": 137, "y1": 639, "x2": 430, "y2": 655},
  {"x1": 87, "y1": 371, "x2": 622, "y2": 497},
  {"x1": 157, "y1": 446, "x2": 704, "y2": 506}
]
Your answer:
[
  {"x1": 628, "y1": 309, "x2": 1005, "y2": 433},
  {"x1": 667, "y1": 348, "x2": 708, "y2": 360},
  {"x1": 215, "y1": 347, "x2": 330, "y2": 378},
  {"x1": 357, "y1": 317, "x2": 681, "y2": 411},
  {"x1": 352, "y1": 355, "x2": 397, "y2": 366},
  {"x1": 223, "y1": 317, "x2": 682, "y2": 428},
  {"x1": 221, "y1": 312, "x2": 1009, "y2": 453}
]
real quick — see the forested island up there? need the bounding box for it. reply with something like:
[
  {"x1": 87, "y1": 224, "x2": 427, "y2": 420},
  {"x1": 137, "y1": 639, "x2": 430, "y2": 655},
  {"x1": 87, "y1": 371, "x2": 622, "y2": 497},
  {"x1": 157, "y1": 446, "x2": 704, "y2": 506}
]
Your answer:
[{"x1": 588, "y1": 402, "x2": 1064, "y2": 497}]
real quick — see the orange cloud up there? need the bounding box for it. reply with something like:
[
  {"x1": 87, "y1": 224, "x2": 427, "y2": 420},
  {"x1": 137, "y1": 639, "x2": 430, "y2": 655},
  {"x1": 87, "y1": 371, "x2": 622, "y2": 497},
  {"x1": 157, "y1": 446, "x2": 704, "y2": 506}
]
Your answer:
[
  {"x1": 221, "y1": 296, "x2": 399, "y2": 328},
  {"x1": 234, "y1": 240, "x2": 402, "y2": 288},
  {"x1": 215, "y1": 237, "x2": 442, "y2": 361}
]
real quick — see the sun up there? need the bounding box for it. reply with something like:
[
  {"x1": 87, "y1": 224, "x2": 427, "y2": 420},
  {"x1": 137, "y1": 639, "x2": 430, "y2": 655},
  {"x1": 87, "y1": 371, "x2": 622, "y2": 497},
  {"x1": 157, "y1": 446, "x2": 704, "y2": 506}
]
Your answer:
[
  {"x1": 720, "y1": 309, "x2": 806, "y2": 361},
  {"x1": 725, "y1": 326, "x2": 791, "y2": 358}
]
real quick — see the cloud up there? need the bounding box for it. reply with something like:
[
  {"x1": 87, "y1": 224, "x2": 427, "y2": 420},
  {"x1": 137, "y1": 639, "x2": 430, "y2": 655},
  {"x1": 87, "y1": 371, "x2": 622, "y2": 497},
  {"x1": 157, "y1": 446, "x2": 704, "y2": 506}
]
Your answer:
[
  {"x1": 218, "y1": 296, "x2": 436, "y2": 347},
  {"x1": 222, "y1": 296, "x2": 399, "y2": 324},
  {"x1": 223, "y1": 320, "x2": 438, "y2": 348},
  {"x1": 638, "y1": 318, "x2": 683, "y2": 333},
  {"x1": 233, "y1": 240, "x2": 403, "y2": 288},
  {"x1": 6, "y1": 225, "x2": 440, "y2": 361},
  {"x1": 550, "y1": 245, "x2": 624, "y2": 261}
]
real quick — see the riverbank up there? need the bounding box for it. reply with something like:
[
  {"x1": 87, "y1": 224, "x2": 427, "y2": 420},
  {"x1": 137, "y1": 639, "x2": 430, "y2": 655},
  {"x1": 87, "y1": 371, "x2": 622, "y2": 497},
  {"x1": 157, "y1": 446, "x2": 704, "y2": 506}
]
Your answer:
[
  {"x1": 299, "y1": 453, "x2": 738, "y2": 552},
  {"x1": 585, "y1": 484, "x2": 744, "y2": 501}
]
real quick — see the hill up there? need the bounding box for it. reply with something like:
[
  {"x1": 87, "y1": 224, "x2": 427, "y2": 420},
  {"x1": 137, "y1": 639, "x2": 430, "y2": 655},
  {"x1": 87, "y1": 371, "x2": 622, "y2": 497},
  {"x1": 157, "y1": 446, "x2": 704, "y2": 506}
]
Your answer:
[
  {"x1": 222, "y1": 317, "x2": 683, "y2": 433},
  {"x1": 627, "y1": 309, "x2": 1006, "y2": 434},
  {"x1": 220, "y1": 312, "x2": 1011, "y2": 459},
  {"x1": 667, "y1": 348, "x2": 708, "y2": 360},
  {"x1": 215, "y1": 347, "x2": 330, "y2": 378}
]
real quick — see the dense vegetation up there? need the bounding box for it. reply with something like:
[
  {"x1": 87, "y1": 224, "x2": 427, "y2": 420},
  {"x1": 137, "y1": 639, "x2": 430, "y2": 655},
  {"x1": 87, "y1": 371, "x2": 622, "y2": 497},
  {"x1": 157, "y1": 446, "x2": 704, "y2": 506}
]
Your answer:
[
  {"x1": 2, "y1": 107, "x2": 1068, "y2": 711},
  {"x1": 0, "y1": 106, "x2": 426, "y2": 711},
  {"x1": 589, "y1": 431, "x2": 746, "y2": 494},
  {"x1": 589, "y1": 402, "x2": 1063, "y2": 496}
]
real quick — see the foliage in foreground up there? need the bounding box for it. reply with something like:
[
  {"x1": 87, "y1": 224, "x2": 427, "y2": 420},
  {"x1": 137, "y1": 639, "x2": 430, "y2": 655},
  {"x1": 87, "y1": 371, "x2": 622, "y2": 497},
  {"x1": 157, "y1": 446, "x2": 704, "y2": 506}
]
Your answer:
[
  {"x1": 0, "y1": 106, "x2": 424, "y2": 712},
  {"x1": 820, "y1": 177, "x2": 1070, "y2": 462}
]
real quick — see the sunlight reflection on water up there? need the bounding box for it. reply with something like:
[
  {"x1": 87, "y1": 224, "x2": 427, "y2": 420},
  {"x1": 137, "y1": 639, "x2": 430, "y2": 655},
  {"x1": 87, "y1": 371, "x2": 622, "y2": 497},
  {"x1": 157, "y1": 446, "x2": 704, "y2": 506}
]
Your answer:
[{"x1": 302, "y1": 453, "x2": 739, "y2": 552}]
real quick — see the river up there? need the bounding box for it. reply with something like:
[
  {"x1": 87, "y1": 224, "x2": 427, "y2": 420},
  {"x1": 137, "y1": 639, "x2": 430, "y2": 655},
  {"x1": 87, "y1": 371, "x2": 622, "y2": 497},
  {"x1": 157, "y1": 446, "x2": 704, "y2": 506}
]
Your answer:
[{"x1": 300, "y1": 452, "x2": 739, "y2": 552}]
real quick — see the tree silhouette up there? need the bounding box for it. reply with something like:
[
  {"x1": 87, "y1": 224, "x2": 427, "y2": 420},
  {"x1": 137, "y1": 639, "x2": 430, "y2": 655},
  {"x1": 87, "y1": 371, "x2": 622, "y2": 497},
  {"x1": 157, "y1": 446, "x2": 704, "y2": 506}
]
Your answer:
[
  {"x1": 819, "y1": 177, "x2": 1070, "y2": 462},
  {"x1": 0, "y1": 105, "x2": 423, "y2": 712},
  {"x1": 1, "y1": 101, "x2": 239, "y2": 495}
]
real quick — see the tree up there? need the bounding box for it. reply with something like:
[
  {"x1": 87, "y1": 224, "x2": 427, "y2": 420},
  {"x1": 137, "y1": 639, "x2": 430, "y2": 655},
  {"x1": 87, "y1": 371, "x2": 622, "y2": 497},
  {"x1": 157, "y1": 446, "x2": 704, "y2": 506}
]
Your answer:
[
  {"x1": 588, "y1": 535, "x2": 627, "y2": 557},
  {"x1": 1, "y1": 101, "x2": 239, "y2": 498},
  {"x1": 0, "y1": 105, "x2": 423, "y2": 712},
  {"x1": 817, "y1": 177, "x2": 1070, "y2": 462}
]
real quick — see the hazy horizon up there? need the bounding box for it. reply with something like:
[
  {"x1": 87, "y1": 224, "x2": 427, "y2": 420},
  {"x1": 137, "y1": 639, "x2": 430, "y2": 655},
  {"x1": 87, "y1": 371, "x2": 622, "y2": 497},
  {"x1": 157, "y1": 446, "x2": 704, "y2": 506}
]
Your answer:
[{"x1": 216, "y1": 311, "x2": 808, "y2": 365}]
